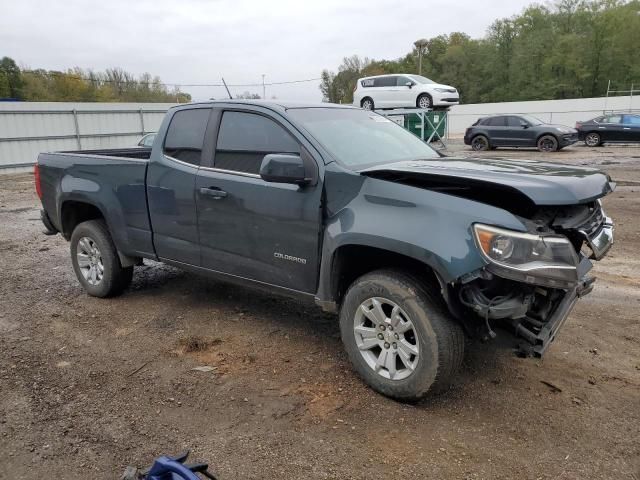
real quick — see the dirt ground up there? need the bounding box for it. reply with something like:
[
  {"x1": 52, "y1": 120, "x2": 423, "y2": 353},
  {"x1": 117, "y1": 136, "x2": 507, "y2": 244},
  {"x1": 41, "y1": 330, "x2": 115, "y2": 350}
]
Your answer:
[{"x1": 1, "y1": 142, "x2": 639, "y2": 479}]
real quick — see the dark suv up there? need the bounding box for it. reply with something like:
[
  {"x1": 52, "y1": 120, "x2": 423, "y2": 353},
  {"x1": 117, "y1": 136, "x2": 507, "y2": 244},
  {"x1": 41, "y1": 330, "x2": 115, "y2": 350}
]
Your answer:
[{"x1": 464, "y1": 114, "x2": 578, "y2": 152}]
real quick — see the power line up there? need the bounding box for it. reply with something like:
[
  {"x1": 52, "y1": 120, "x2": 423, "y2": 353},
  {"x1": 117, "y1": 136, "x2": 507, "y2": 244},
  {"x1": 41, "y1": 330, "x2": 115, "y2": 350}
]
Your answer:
[{"x1": 21, "y1": 69, "x2": 321, "y2": 88}]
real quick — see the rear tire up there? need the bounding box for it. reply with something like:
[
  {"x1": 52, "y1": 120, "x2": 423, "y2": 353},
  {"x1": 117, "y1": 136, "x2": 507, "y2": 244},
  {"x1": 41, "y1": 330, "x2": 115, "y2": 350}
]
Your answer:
[
  {"x1": 361, "y1": 97, "x2": 374, "y2": 110},
  {"x1": 416, "y1": 94, "x2": 432, "y2": 109},
  {"x1": 339, "y1": 270, "x2": 464, "y2": 401},
  {"x1": 537, "y1": 134, "x2": 559, "y2": 152},
  {"x1": 70, "y1": 219, "x2": 133, "y2": 298},
  {"x1": 471, "y1": 134, "x2": 490, "y2": 151},
  {"x1": 584, "y1": 132, "x2": 602, "y2": 147}
]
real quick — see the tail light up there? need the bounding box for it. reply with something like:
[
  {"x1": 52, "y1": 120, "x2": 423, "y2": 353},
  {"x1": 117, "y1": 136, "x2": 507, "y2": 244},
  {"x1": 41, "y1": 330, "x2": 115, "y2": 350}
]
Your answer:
[
  {"x1": 353, "y1": 84, "x2": 357, "y2": 93},
  {"x1": 575, "y1": 122, "x2": 582, "y2": 129},
  {"x1": 34, "y1": 163, "x2": 42, "y2": 199}
]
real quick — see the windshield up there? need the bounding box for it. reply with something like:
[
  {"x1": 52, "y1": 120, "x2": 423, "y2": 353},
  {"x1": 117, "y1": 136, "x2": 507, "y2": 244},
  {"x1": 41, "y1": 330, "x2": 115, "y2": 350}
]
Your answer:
[
  {"x1": 288, "y1": 108, "x2": 439, "y2": 169},
  {"x1": 520, "y1": 114, "x2": 544, "y2": 126},
  {"x1": 409, "y1": 75, "x2": 435, "y2": 84}
]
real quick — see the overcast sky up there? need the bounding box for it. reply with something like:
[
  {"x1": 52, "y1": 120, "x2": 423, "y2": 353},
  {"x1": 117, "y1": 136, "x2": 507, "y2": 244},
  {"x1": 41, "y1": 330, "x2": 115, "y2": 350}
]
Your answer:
[{"x1": 2, "y1": 0, "x2": 535, "y2": 102}]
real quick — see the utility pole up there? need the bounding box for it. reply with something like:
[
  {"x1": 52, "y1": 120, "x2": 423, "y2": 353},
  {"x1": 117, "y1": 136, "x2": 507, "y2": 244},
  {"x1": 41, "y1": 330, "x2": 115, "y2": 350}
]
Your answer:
[
  {"x1": 414, "y1": 39, "x2": 429, "y2": 76},
  {"x1": 262, "y1": 74, "x2": 266, "y2": 99}
]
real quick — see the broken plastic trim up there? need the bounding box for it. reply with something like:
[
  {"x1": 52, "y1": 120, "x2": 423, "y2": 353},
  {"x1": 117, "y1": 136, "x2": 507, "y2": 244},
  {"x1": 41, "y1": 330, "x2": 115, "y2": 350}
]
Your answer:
[{"x1": 514, "y1": 276, "x2": 596, "y2": 357}]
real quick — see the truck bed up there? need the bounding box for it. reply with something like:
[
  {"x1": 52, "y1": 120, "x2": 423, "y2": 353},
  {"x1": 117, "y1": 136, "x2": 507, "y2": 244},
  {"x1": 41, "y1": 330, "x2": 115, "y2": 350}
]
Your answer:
[{"x1": 37, "y1": 147, "x2": 155, "y2": 260}]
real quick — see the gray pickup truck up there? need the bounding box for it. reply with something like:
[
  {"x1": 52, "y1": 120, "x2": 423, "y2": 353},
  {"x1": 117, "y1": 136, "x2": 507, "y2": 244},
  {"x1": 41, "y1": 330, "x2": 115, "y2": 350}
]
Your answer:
[{"x1": 36, "y1": 101, "x2": 615, "y2": 400}]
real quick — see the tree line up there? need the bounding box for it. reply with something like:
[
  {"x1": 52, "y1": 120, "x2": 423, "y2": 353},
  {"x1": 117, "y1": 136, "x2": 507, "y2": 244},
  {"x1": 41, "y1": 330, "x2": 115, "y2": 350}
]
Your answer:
[
  {"x1": 320, "y1": 0, "x2": 640, "y2": 105},
  {"x1": 0, "y1": 58, "x2": 191, "y2": 103}
]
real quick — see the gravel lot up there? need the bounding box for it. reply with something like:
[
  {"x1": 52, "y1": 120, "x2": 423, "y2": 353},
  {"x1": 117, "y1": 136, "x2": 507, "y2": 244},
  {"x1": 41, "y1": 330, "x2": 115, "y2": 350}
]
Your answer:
[{"x1": 1, "y1": 142, "x2": 639, "y2": 479}]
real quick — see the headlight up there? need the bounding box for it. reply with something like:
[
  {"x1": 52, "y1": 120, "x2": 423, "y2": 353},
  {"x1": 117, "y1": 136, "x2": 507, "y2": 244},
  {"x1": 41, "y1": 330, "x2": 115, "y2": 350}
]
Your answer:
[
  {"x1": 557, "y1": 127, "x2": 574, "y2": 134},
  {"x1": 473, "y1": 224, "x2": 581, "y2": 287},
  {"x1": 434, "y1": 88, "x2": 450, "y2": 93}
]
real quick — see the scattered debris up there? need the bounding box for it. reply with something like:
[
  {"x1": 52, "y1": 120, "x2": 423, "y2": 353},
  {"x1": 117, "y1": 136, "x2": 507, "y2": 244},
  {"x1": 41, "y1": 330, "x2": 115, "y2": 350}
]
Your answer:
[
  {"x1": 192, "y1": 366, "x2": 216, "y2": 372},
  {"x1": 126, "y1": 360, "x2": 152, "y2": 377},
  {"x1": 540, "y1": 380, "x2": 563, "y2": 393}
]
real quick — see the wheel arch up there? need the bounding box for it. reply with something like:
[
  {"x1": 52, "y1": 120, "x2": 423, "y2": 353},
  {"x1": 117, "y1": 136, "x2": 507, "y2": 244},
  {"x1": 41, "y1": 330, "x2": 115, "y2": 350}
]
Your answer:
[
  {"x1": 329, "y1": 244, "x2": 442, "y2": 307},
  {"x1": 60, "y1": 200, "x2": 106, "y2": 240},
  {"x1": 536, "y1": 131, "x2": 560, "y2": 143}
]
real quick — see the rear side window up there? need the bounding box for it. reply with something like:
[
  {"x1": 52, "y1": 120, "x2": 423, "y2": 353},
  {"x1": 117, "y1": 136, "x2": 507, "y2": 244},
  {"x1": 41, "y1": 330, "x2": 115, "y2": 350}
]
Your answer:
[
  {"x1": 605, "y1": 115, "x2": 622, "y2": 124},
  {"x1": 485, "y1": 116, "x2": 506, "y2": 127},
  {"x1": 215, "y1": 111, "x2": 300, "y2": 175},
  {"x1": 373, "y1": 76, "x2": 396, "y2": 87},
  {"x1": 163, "y1": 109, "x2": 210, "y2": 165},
  {"x1": 361, "y1": 78, "x2": 375, "y2": 87}
]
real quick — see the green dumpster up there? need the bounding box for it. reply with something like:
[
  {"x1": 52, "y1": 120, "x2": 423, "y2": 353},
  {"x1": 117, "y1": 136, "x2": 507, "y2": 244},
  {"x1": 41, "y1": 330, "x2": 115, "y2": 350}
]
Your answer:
[{"x1": 406, "y1": 111, "x2": 447, "y2": 142}]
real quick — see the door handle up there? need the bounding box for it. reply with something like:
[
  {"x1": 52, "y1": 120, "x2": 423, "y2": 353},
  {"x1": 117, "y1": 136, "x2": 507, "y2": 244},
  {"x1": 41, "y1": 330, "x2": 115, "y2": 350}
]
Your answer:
[
  {"x1": 623, "y1": 127, "x2": 631, "y2": 130},
  {"x1": 199, "y1": 187, "x2": 227, "y2": 199}
]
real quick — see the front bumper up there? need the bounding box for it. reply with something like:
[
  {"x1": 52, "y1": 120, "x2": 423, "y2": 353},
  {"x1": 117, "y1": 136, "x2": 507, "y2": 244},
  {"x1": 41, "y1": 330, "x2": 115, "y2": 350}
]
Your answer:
[
  {"x1": 558, "y1": 133, "x2": 579, "y2": 147},
  {"x1": 581, "y1": 216, "x2": 614, "y2": 260},
  {"x1": 513, "y1": 276, "x2": 595, "y2": 357},
  {"x1": 432, "y1": 92, "x2": 460, "y2": 106}
]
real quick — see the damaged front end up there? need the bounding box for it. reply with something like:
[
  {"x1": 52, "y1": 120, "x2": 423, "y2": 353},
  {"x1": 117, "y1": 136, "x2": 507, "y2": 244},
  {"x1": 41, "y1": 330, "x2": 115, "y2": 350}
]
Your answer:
[{"x1": 448, "y1": 201, "x2": 614, "y2": 357}]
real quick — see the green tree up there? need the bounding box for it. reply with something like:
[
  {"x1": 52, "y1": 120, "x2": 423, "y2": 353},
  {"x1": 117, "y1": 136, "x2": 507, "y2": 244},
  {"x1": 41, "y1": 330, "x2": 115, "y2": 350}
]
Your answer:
[
  {"x1": 320, "y1": 0, "x2": 640, "y2": 104},
  {"x1": 0, "y1": 57, "x2": 24, "y2": 99}
]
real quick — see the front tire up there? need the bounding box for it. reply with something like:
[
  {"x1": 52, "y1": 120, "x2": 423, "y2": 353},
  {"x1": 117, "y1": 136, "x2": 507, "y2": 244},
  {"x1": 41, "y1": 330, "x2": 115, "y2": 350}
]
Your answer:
[
  {"x1": 537, "y1": 134, "x2": 559, "y2": 152},
  {"x1": 70, "y1": 219, "x2": 133, "y2": 297},
  {"x1": 339, "y1": 270, "x2": 464, "y2": 401},
  {"x1": 584, "y1": 132, "x2": 602, "y2": 147},
  {"x1": 416, "y1": 93, "x2": 432, "y2": 109}
]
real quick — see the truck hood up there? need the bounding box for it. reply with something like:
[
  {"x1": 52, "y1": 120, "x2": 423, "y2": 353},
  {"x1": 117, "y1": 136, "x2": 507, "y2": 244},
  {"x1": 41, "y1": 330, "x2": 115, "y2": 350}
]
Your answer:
[{"x1": 360, "y1": 157, "x2": 614, "y2": 211}]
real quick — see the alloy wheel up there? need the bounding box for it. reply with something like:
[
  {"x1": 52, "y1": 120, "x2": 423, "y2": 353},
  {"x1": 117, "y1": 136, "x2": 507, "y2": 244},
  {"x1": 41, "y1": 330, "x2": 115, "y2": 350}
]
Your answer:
[
  {"x1": 418, "y1": 95, "x2": 431, "y2": 109},
  {"x1": 353, "y1": 297, "x2": 419, "y2": 381},
  {"x1": 585, "y1": 133, "x2": 600, "y2": 147},
  {"x1": 538, "y1": 136, "x2": 558, "y2": 152},
  {"x1": 362, "y1": 99, "x2": 373, "y2": 110},
  {"x1": 471, "y1": 136, "x2": 489, "y2": 151},
  {"x1": 76, "y1": 236, "x2": 104, "y2": 285}
]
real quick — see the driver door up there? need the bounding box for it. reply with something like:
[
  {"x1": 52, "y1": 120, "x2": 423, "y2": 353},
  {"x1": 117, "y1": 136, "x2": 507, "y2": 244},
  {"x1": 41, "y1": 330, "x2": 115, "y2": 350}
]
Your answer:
[{"x1": 195, "y1": 107, "x2": 323, "y2": 293}]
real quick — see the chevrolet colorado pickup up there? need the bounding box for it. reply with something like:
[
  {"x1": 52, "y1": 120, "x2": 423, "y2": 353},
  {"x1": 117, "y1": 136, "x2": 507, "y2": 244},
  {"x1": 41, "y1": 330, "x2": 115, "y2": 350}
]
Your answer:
[{"x1": 35, "y1": 101, "x2": 615, "y2": 400}]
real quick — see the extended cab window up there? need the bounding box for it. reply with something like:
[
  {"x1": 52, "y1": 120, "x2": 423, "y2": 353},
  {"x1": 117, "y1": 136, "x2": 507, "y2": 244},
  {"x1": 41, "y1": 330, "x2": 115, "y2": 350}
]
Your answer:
[
  {"x1": 215, "y1": 111, "x2": 300, "y2": 175},
  {"x1": 163, "y1": 109, "x2": 210, "y2": 166}
]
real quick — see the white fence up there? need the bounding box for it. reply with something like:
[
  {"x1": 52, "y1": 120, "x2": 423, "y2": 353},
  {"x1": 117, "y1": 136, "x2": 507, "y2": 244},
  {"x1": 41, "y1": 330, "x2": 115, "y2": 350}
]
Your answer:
[
  {"x1": 1, "y1": 96, "x2": 638, "y2": 171},
  {"x1": 0, "y1": 102, "x2": 177, "y2": 171},
  {"x1": 447, "y1": 95, "x2": 640, "y2": 136}
]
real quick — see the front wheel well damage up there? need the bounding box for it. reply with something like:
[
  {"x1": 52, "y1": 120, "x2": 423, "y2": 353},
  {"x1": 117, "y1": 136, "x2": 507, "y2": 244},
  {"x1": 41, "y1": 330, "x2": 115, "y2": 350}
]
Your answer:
[{"x1": 330, "y1": 245, "x2": 442, "y2": 306}]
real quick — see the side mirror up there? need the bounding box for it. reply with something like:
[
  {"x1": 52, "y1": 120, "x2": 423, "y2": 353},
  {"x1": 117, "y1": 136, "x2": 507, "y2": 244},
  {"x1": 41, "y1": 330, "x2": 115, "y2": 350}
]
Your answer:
[
  {"x1": 260, "y1": 154, "x2": 310, "y2": 185},
  {"x1": 520, "y1": 122, "x2": 529, "y2": 129},
  {"x1": 405, "y1": 81, "x2": 414, "y2": 88}
]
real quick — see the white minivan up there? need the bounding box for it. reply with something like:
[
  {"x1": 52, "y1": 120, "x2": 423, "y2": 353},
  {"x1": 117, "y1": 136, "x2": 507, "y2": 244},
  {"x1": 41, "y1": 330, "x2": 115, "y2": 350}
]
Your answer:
[{"x1": 353, "y1": 74, "x2": 459, "y2": 110}]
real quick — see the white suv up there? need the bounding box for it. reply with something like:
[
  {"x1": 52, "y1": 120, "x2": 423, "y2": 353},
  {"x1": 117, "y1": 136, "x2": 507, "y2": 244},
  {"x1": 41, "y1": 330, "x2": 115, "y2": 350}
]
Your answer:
[{"x1": 353, "y1": 74, "x2": 459, "y2": 110}]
